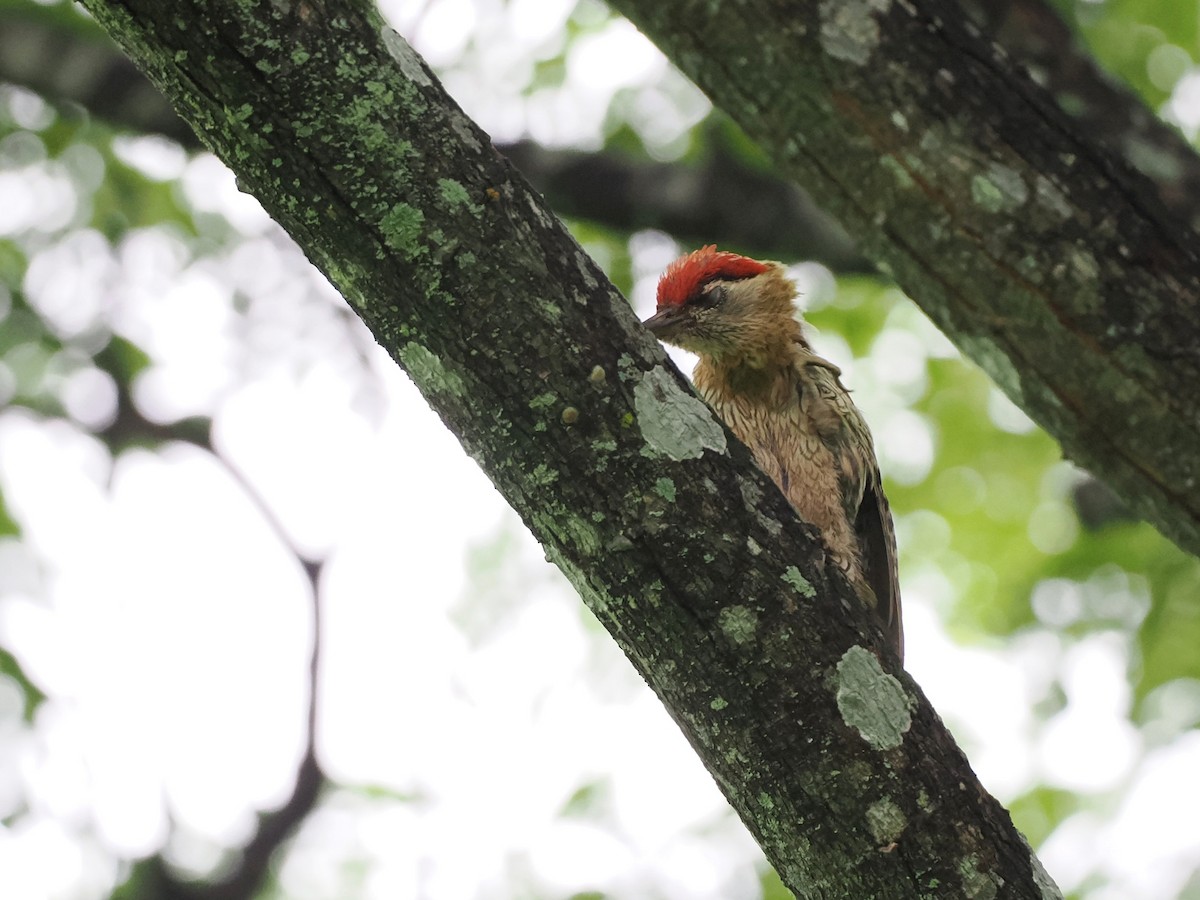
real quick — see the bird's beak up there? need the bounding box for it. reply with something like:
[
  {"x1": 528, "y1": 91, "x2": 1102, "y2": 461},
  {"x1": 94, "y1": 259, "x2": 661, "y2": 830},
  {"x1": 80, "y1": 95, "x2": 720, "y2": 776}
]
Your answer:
[{"x1": 642, "y1": 306, "x2": 685, "y2": 341}]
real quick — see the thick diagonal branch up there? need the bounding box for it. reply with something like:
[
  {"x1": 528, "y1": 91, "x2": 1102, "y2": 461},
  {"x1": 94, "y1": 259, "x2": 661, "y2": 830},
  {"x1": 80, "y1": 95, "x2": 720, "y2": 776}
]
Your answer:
[{"x1": 78, "y1": 0, "x2": 1058, "y2": 896}]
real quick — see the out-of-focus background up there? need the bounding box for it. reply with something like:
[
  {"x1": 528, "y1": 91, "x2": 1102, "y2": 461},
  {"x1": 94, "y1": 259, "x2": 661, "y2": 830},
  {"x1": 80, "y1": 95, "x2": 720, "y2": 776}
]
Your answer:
[{"x1": 0, "y1": 0, "x2": 1198, "y2": 897}]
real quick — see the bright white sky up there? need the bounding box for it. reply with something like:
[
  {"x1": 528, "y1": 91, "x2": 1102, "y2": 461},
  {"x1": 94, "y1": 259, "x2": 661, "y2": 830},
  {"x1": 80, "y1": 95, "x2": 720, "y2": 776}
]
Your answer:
[{"x1": 1, "y1": 2, "x2": 1199, "y2": 898}]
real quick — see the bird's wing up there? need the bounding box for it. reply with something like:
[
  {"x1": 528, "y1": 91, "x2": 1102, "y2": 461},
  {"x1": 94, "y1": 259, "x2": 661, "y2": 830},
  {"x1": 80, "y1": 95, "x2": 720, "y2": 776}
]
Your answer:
[
  {"x1": 797, "y1": 353, "x2": 904, "y2": 662},
  {"x1": 855, "y1": 470, "x2": 904, "y2": 662}
]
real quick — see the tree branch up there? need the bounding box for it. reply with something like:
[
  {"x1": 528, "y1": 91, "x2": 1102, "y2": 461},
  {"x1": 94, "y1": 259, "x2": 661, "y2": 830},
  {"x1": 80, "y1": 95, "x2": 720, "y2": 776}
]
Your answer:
[
  {"x1": 90, "y1": 339, "x2": 328, "y2": 900},
  {"x1": 77, "y1": 0, "x2": 1059, "y2": 896},
  {"x1": 0, "y1": 2, "x2": 864, "y2": 268},
  {"x1": 609, "y1": 0, "x2": 1200, "y2": 558}
]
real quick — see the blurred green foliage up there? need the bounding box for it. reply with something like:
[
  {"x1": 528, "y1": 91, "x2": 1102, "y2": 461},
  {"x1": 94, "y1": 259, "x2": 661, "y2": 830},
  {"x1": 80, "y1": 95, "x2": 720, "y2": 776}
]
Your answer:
[
  {"x1": 1, "y1": 0, "x2": 1200, "y2": 897},
  {"x1": 1061, "y1": 0, "x2": 1200, "y2": 107}
]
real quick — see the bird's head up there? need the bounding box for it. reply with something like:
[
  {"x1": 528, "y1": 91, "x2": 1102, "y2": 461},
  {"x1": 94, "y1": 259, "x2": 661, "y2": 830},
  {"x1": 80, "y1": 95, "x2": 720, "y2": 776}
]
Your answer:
[{"x1": 643, "y1": 245, "x2": 798, "y2": 364}]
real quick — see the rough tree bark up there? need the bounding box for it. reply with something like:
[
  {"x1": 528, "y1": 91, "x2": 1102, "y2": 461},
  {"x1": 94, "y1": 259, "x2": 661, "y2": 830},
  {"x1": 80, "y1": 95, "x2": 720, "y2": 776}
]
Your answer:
[
  {"x1": 76, "y1": 0, "x2": 1090, "y2": 898},
  {"x1": 609, "y1": 0, "x2": 1200, "y2": 560}
]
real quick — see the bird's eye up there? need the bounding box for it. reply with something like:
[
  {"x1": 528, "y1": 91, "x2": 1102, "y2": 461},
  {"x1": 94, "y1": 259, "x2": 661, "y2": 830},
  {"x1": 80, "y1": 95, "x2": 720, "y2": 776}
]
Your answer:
[{"x1": 691, "y1": 283, "x2": 726, "y2": 309}]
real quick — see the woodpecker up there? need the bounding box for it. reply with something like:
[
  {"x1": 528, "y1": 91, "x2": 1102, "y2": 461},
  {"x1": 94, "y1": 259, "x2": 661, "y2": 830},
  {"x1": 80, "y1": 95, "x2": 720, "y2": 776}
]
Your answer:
[{"x1": 643, "y1": 245, "x2": 903, "y2": 661}]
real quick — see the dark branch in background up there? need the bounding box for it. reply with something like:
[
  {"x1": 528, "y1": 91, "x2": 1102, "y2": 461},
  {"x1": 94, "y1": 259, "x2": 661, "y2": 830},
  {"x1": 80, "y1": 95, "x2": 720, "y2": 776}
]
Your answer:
[
  {"x1": 964, "y1": 0, "x2": 1200, "y2": 232},
  {"x1": 5, "y1": 0, "x2": 1200, "y2": 266},
  {"x1": 501, "y1": 137, "x2": 868, "y2": 271},
  {"x1": 91, "y1": 340, "x2": 327, "y2": 900},
  {"x1": 0, "y1": 5, "x2": 197, "y2": 146},
  {"x1": 0, "y1": 2, "x2": 864, "y2": 270}
]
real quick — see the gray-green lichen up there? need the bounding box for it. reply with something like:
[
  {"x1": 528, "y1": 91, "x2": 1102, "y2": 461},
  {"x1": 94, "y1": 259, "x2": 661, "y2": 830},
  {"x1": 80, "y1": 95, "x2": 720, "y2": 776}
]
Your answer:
[
  {"x1": 542, "y1": 541, "x2": 612, "y2": 617},
  {"x1": 1067, "y1": 247, "x2": 1099, "y2": 281},
  {"x1": 865, "y1": 797, "x2": 907, "y2": 844},
  {"x1": 719, "y1": 605, "x2": 759, "y2": 645},
  {"x1": 1124, "y1": 134, "x2": 1184, "y2": 183},
  {"x1": 818, "y1": 0, "x2": 891, "y2": 65},
  {"x1": 381, "y1": 27, "x2": 431, "y2": 87},
  {"x1": 398, "y1": 342, "x2": 464, "y2": 395},
  {"x1": 959, "y1": 856, "x2": 1003, "y2": 900},
  {"x1": 1034, "y1": 175, "x2": 1071, "y2": 221},
  {"x1": 437, "y1": 177, "x2": 481, "y2": 215},
  {"x1": 573, "y1": 249, "x2": 600, "y2": 289},
  {"x1": 835, "y1": 646, "x2": 913, "y2": 750},
  {"x1": 530, "y1": 464, "x2": 558, "y2": 486},
  {"x1": 633, "y1": 367, "x2": 727, "y2": 460},
  {"x1": 880, "y1": 155, "x2": 915, "y2": 190},
  {"x1": 739, "y1": 478, "x2": 782, "y2": 537},
  {"x1": 654, "y1": 477, "x2": 677, "y2": 502},
  {"x1": 710, "y1": 696, "x2": 728, "y2": 711},
  {"x1": 532, "y1": 508, "x2": 602, "y2": 558},
  {"x1": 380, "y1": 202, "x2": 425, "y2": 257},
  {"x1": 971, "y1": 162, "x2": 1028, "y2": 213},
  {"x1": 782, "y1": 566, "x2": 816, "y2": 598},
  {"x1": 447, "y1": 111, "x2": 483, "y2": 153},
  {"x1": 529, "y1": 392, "x2": 558, "y2": 411}
]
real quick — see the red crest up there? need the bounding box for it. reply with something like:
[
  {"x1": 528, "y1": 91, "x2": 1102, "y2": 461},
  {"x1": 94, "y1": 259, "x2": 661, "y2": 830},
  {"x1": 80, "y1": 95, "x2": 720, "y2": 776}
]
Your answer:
[{"x1": 656, "y1": 245, "x2": 768, "y2": 308}]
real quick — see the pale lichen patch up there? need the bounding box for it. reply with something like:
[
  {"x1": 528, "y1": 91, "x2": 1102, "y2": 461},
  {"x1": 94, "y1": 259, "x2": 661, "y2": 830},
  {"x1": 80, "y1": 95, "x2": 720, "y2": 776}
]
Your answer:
[
  {"x1": 532, "y1": 508, "x2": 602, "y2": 558},
  {"x1": 971, "y1": 163, "x2": 1027, "y2": 214},
  {"x1": 719, "y1": 605, "x2": 759, "y2": 646},
  {"x1": 380, "y1": 202, "x2": 425, "y2": 258},
  {"x1": 970, "y1": 174, "x2": 1004, "y2": 212},
  {"x1": 398, "y1": 342, "x2": 464, "y2": 396},
  {"x1": 739, "y1": 478, "x2": 782, "y2": 537},
  {"x1": 880, "y1": 155, "x2": 915, "y2": 189},
  {"x1": 573, "y1": 249, "x2": 599, "y2": 289},
  {"x1": 819, "y1": 0, "x2": 891, "y2": 65},
  {"x1": 381, "y1": 27, "x2": 432, "y2": 86},
  {"x1": 1067, "y1": 247, "x2": 1099, "y2": 281},
  {"x1": 654, "y1": 477, "x2": 677, "y2": 502},
  {"x1": 437, "y1": 177, "x2": 481, "y2": 215},
  {"x1": 782, "y1": 566, "x2": 817, "y2": 598},
  {"x1": 959, "y1": 856, "x2": 1003, "y2": 900},
  {"x1": 447, "y1": 111, "x2": 482, "y2": 153},
  {"x1": 529, "y1": 391, "x2": 558, "y2": 411},
  {"x1": 865, "y1": 797, "x2": 907, "y2": 844},
  {"x1": 710, "y1": 696, "x2": 728, "y2": 711},
  {"x1": 835, "y1": 646, "x2": 913, "y2": 750},
  {"x1": 634, "y1": 367, "x2": 727, "y2": 460},
  {"x1": 1035, "y1": 175, "x2": 1071, "y2": 220},
  {"x1": 530, "y1": 464, "x2": 558, "y2": 486},
  {"x1": 1124, "y1": 134, "x2": 1184, "y2": 183}
]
